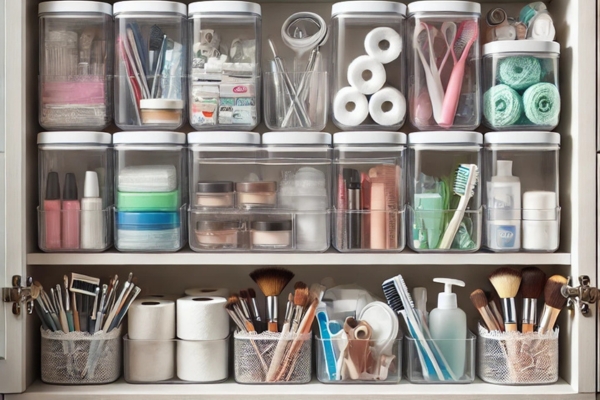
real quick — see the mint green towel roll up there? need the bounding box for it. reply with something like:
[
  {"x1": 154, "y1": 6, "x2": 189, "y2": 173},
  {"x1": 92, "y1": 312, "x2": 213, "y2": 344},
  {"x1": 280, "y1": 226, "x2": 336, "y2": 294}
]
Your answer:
[
  {"x1": 498, "y1": 56, "x2": 542, "y2": 91},
  {"x1": 484, "y1": 84, "x2": 523, "y2": 127},
  {"x1": 523, "y1": 82, "x2": 560, "y2": 126}
]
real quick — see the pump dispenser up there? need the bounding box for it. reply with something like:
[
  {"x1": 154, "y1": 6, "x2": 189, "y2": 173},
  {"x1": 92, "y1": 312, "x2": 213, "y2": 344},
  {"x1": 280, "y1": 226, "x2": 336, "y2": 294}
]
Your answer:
[
  {"x1": 486, "y1": 160, "x2": 521, "y2": 251},
  {"x1": 429, "y1": 278, "x2": 467, "y2": 379}
]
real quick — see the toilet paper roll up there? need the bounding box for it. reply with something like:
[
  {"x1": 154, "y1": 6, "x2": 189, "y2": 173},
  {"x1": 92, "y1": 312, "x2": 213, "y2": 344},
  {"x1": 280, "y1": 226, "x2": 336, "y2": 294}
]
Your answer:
[
  {"x1": 364, "y1": 27, "x2": 402, "y2": 64},
  {"x1": 126, "y1": 340, "x2": 175, "y2": 382},
  {"x1": 184, "y1": 287, "x2": 229, "y2": 298},
  {"x1": 347, "y1": 55, "x2": 386, "y2": 95},
  {"x1": 333, "y1": 86, "x2": 369, "y2": 127},
  {"x1": 142, "y1": 294, "x2": 181, "y2": 301},
  {"x1": 176, "y1": 339, "x2": 228, "y2": 382},
  {"x1": 129, "y1": 299, "x2": 176, "y2": 340},
  {"x1": 176, "y1": 296, "x2": 229, "y2": 340},
  {"x1": 369, "y1": 87, "x2": 406, "y2": 126}
]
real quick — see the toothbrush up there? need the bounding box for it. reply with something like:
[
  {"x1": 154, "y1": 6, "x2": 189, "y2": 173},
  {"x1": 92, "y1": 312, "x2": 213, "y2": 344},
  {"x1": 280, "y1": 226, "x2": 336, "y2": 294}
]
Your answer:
[
  {"x1": 316, "y1": 302, "x2": 338, "y2": 381},
  {"x1": 438, "y1": 164, "x2": 479, "y2": 250},
  {"x1": 413, "y1": 23, "x2": 445, "y2": 122}
]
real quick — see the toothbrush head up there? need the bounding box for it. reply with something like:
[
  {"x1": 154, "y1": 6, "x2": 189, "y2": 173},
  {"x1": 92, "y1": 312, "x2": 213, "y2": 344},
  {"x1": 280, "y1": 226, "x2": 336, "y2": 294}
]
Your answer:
[
  {"x1": 382, "y1": 275, "x2": 414, "y2": 315},
  {"x1": 454, "y1": 20, "x2": 479, "y2": 59},
  {"x1": 453, "y1": 164, "x2": 478, "y2": 197}
]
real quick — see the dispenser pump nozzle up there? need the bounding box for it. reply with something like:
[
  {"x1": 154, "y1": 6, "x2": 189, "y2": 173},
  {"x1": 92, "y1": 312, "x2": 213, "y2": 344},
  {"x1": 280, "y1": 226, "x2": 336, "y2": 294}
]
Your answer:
[{"x1": 433, "y1": 278, "x2": 465, "y2": 310}]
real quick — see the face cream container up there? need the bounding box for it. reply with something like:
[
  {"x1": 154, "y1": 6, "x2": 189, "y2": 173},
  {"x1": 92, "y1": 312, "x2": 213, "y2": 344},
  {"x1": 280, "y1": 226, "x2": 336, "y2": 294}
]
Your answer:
[
  {"x1": 195, "y1": 219, "x2": 247, "y2": 249},
  {"x1": 250, "y1": 220, "x2": 293, "y2": 249},
  {"x1": 140, "y1": 99, "x2": 185, "y2": 125},
  {"x1": 196, "y1": 181, "x2": 235, "y2": 208},
  {"x1": 236, "y1": 181, "x2": 277, "y2": 209}
]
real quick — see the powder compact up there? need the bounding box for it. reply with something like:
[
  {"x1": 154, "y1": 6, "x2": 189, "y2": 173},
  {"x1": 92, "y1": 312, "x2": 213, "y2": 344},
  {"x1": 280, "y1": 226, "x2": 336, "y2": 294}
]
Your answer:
[
  {"x1": 250, "y1": 219, "x2": 293, "y2": 249},
  {"x1": 195, "y1": 219, "x2": 247, "y2": 249},
  {"x1": 196, "y1": 181, "x2": 235, "y2": 208},
  {"x1": 236, "y1": 181, "x2": 277, "y2": 209},
  {"x1": 140, "y1": 99, "x2": 184, "y2": 125}
]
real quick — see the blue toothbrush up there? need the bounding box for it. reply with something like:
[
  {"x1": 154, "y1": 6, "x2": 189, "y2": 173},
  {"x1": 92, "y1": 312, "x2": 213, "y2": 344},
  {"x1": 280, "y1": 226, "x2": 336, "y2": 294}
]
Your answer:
[{"x1": 316, "y1": 302, "x2": 338, "y2": 381}]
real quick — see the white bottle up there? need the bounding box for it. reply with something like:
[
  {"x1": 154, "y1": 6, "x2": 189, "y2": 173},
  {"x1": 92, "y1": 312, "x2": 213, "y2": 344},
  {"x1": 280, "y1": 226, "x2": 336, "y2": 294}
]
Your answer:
[
  {"x1": 81, "y1": 171, "x2": 105, "y2": 249},
  {"x1": 429, "y1": 278, "x2": 467, "y2": 380},
  {"x1": 486, "y1": 160, "x2": 521, "y2": 251}
]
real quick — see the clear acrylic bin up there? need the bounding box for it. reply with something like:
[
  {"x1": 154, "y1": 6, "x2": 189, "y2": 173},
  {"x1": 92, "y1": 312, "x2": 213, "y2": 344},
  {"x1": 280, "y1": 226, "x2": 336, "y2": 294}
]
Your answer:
[
  {"x1": 404, "y1": 331, "x2": 476, "y2": 384},
  {"x1": 333, "y1": 210, "x2": 405, "y2": 252}
]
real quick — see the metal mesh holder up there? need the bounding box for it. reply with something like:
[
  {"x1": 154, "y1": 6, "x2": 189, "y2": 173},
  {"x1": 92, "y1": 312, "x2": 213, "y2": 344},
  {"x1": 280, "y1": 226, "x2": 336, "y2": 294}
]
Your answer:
[
  {"x1": 234, "y1": 331, "x2": 312, "y2": 384},
  {"x1": 41, "y1": 327, "x2": 122, "y2": 385},
  {"x1": 477, "y1": 324, "x2": 559, "y2": 385}
]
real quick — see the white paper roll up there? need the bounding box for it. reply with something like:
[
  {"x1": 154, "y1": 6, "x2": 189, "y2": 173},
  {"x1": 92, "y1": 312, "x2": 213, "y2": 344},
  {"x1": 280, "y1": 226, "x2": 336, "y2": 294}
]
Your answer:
[
  {"x1": 364, "y1": 27, "x2": 402, "y2": 64},
  {"x1": 333, "y1": 86, "x2": 369, "y2": 127},
  {"x1": 184, "y1": 287, "x2": 229, "y2": 298},
  {"x1": 176, "y1": 296, "x2": 229, "y2": 340},
  {"x1": 347, "y1": 55, "x2": 386, "y2": 95},
  {"x1": 142, "y1": 294, "x2": 181, "y2": 301},
  {"x1": 176, "y1": 339, "x2": 228, "y2": 382},
  {"x1": 369, "y1": 87, "x2": 407, "y2": 126},
  {"x1": 128, "y1": 299, "x2": 176, "y2": 340},
  {"x1": 126, "y1": 340, "x2": 175, "y2": 382}
]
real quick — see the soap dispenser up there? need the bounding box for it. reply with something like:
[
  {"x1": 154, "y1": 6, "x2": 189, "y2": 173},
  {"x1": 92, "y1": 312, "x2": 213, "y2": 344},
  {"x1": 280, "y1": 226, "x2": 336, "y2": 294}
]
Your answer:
[{"x1": 429, "y1": 278, "x2": 467, "y2": 379}]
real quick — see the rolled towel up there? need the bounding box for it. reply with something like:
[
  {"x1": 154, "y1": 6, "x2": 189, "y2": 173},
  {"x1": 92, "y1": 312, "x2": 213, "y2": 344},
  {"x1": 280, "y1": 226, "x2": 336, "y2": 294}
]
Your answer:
[
  {"x1": 498, "y1": 56, "x2": 542, "y2": 91},
  {"x1": 484, "y1": 84, "x2": 523, "y2": 127},
  {"x1": 522, "y1": 82, "x2": 560, "y2": 126}
]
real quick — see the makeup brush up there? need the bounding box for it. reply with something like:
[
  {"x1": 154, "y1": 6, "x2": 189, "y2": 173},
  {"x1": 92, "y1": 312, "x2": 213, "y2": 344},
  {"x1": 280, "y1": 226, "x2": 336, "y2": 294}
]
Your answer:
[
  {"x1": 266, "y1": 293, "x2": 296, "y2": 382},
  {"x1": 486, "y1": 291, "x2": 505, "y2": 332},
  {"x1": 225, "y1": 297, "x2": 247, "y2": 332},
  {"x1": 250, "y1": 267, "x2": 294, "y2": 332},
  {"x1": 520, "y1": 267, "x2": 546, "y2": 333},
  {"x1": 229, "y1": 294, "x2": 256, "y2": 333},
  {"x1": 290, "y1": 282, "x2": 308, "y2": 333},
  {"x1": 247, "y1": 288, "x2": 262, "y2": 324},
  {"x1": 538, "y1": 275, "x2": 568, "y2": 334},
  {"x1": 239, "y1": 290, "x2": 254, "y2": 322},
  {"x1": 470, "y1": 289, "x2": 500, "y2": 331},
  {"x1": 489, "y1": 267, "x2": 522, "y2": 332}
]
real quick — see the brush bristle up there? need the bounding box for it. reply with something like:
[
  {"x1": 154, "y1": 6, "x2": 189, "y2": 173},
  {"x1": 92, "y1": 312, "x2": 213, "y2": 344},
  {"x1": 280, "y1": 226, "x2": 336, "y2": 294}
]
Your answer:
[
  {"x1": 454, "y1": 164, "x2": 478, "y2": 197},
  {"x1": 470, "y1": 289, "x2": 489, "y2": 309},
  {"x1": 308, "y1": 283, "x2": 326, "y2": 304},
  {"x1": 149, "y1": 25, "x2": 164, "y2": 50},
  {"x1": 248, "y1": 288, "x2": 256, "y2": 298},
  {"x1": 382, "y1": 280, "x2": 405, "y2": 314},
  {"x1": 489, "y1": 267, "x2": 522, "y2": 298},
  {"x1": 250, "y1": 267, "x2": 294, "y2": 297},
  {"x1": 520, "y1": 267, "x2": 546, "y2": 299},
  {"x1": 544, "y1": 275, "x2": 568, "y2": 309},
  {"x1": 239, "y1": 290, "x2": 248, "y2": 300},
  {"x1": 226, "y1": 294, "x2": 241, "y2": 309},
  {"x1": 293, "y1": 283, "x2": 309, "y2": 307}
]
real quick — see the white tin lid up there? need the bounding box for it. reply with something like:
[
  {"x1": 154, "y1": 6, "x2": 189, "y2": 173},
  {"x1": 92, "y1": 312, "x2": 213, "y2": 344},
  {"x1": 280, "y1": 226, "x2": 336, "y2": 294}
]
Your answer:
[
  {"x1": 332, "y1": 1, "x2": 406, "y2": 17},
  {"x1": 114, "y1": 1, "x2": 186, "y2": 16},
  {"x1": 483, "y1": 40, "x2": 560, "y2": 56},
  {"x1": 113, "y1": 131, "x2": 186, "y2": 145},
  {"x1": 408, "y1": 1, "x2": 481, "y2": 15},
  {"x1": 187, "y1": 131, "x2": 260, "y2": 145},
  {"x1": 408, "y1": 131, "x2": 482, "y2": 145},
  {"x1": 37, "y1": 131, "x2": 111, "y2": 145},
  {"x1": 262, "y1": 132, "x2": 331, "y2": 146},
  {"x1": 39, "y1": 1, "x2": 112, "y2": 15},
  {"x1": 189, "y1": 1, "x2": 261, "y2": 16},
  {"x1": 484, "y1": 131, "x2": 560, "y2": 145},
  {"x1": 140, "y1": 99, "x2": 185, "y2": 110},
  {"x1": 333, "y1": 131, "x2": 407, "y2": 146}
]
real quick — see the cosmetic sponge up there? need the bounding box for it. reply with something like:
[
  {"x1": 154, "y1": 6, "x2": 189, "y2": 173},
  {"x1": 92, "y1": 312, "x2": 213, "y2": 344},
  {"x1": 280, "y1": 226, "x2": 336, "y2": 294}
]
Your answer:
[{"x1": 118, "y1": 165, "x2": 177, "y2": 192}]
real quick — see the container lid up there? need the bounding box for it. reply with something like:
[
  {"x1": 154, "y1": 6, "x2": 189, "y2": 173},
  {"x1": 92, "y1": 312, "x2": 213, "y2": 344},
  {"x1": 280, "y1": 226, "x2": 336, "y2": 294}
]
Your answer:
[
  {"x1": 117, "y1": 211, "x2": 180, "y2": 227},
  {"x1": 37, "y1": 131, "x2": 111, "y2": 145},
  {"x1": 523, "y1": 191, "x2": 558, "y2": 221},
  {"x1": 408, "y1": 1, "x2": 481, "y2": 14},
  {"x1": 408, "y1": 131, "x2": 482, "y2": 145},
  {"x1": 196, "y1": 219, "x2": 242, "y2": 231},
  {"x1": 140, "y1": 99, "x2": 185, "y2": 110},
  {"x1": 113, "y1": 1, "x2": 186, "y2": 16},
  {"x1": 236, "y1": 181, "x2": 277, "y2": 193},
  {"x1": 484, "y1": 132, "x2": 560, "y2": 146},
  {"x1": 251, "y1": 220, "x2": 293, "y2": 231},
  {"x1": 197, "y1": 181, "x2": 234, "y2": 193},
  {"x1": 188, "y1": 131, "x2": 260, "y2": 145},
  {"x1": 113, "y1": 131, "x2": 186, "y2": 145},
  {"x1": 483, "y1": 40, "x2": 560, "y2": 56},
  {"x1": 189, "y1": 1, "x2": 261, "y2": 16},
  {"x1": 262, "y1": 132, "x2": 332, "y2": 146},
  {"x1": 333, "y1": 131, "x2": 407, "y2": 146},
  {"x1": 39, "y1": 1, "x2": 112, "y2": 15},
  {"x1": 332, "y1": 1, "x2": 406, "y2": 17}
]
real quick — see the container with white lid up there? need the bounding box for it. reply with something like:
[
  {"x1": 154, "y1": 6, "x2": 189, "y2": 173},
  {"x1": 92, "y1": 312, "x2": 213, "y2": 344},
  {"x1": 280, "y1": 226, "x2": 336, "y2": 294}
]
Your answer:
[
  {"x1": 332, "y1": 131, "x2": 406, "y2": 252},
  {"x1": 188, "y1": 1, "x2": 261, "y2": 131},
  {"x1": 407, "y1": 1, "x2": 481, "y2": 131},
  {"x1": 39, "y1": 1, "x2": 114, "y2": 130},
  {"x1": 483, "y1": 41, "x2": 561, "y2": 131},
  {"x1": 483, "y1": 131, "x2": 560, "y2": 252},
  {"x1": 37, "y1": 131, "x2": 113, "y2": 252},
  {"x1": 407, "y1": 131, "x2": 482, "y2": 253},
  {"x1": 114, "y1": 1, "x2": 187, "y2": 131}
]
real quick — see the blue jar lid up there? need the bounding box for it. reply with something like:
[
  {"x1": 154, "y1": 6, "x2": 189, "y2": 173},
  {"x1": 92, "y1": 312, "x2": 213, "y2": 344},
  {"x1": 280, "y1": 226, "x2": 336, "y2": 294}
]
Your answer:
[{"x1": 116, "y1": 211, "x2": 180, "y2": 230}]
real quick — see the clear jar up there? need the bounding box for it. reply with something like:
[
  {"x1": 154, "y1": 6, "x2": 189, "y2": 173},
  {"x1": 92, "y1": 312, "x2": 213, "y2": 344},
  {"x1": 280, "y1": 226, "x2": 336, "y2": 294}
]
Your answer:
[
  {"x1": 483, "y1": 131, "x2": 560, "y2": 252},
  {"x1": 37, "y1": 132, "x2": 113, "y2": 252},
  {"x1": 250, "y1": 219, "x2": 293, "y2": 250},
  {"x1": 188, "y1": 1, "x2": 261, "y2": 131},
  {"x1": 113, "y1": 1, "x2": 187, "y2": 131},
  {"x1": 483, "y1": 41, "x2": 560, "y2": 131},
  {"x1": 407, "y1": 131, "x2": 482, "y2": 253},
  {"x1": 39, "y1": 2, "x2": 114, "y2": 130},
  {"x1": 332, "y1": 131, "x2": 406, "y2": 252},
  {"x1": 113, "y1": 131, "x2": 187, "y2": 252},
  {"x1": 331, "y1": 1, "x2": 407, "y2": 131},
  {"x1": 407, "y1": 1, "x2": 481, "y2": 130}
]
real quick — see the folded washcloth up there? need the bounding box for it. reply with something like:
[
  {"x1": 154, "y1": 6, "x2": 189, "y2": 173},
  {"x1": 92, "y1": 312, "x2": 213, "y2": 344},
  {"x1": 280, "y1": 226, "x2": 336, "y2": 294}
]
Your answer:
[
  {"x1": 523, "y1": 82, "x2": 560, "y2": 126},
  {"x1": 118, "y1": 165, "x2": 177, "y2": 192},
  {"x1": 484, "y1": 84, "x2": 523, "y2": 127},
  {"x1": 498, "y1": 56, "x2": 542, "y2": 91}
]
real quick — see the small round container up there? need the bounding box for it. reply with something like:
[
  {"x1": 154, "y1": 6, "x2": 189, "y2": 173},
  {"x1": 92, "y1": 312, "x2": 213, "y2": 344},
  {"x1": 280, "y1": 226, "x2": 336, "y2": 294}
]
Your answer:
[
  {"x1": 195, "y1": 181, "x2": 235, "y2": 208},
  {"x1": 140, "y1": 99, "x2": 185, "y2": 126},
  {"x1": 236, "y1": 182, "x2": 277, "y2": 209},
  {"x1": 250, "y1": 220, "x2": 293, "y2": 249},
  {"x1": 195, "y1": 219, "x2": 246, "y2": 250}
]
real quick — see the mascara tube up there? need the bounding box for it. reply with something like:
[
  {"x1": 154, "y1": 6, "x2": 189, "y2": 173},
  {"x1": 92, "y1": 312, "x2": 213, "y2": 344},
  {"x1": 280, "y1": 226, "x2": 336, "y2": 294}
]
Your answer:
[{"x1": 345, "y1": 169, "x2": 361, "y2": 249}]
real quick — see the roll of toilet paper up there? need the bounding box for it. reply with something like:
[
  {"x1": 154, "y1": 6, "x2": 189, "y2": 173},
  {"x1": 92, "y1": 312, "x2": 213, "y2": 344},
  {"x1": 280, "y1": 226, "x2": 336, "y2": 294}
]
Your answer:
[
  {"x1": 142, "y1": 294, "x2": 181, "y2": 301},
  {"x1": 369, "y1": 87, "x2": 407, "y2": 126},
  {"x1": 128, "y1": 299, "x2": 176, "y2": 340},
  {"x1": 125, "y1": 340, "x2": 175, "y2": 382},
  {"x1": 176, "y1": 296, "x2": 229, "y2": 340},
  {"x1": 333, "y1": 86, "x2": 369, "y2": 127},
  {"x1": 364, "y1": 27, "x2": 402, "y2": 64},
  {"x1": 184, "y1": 287, "x2": 229, "y2": 298},
  {"x1": 347, "y1": 55, "x2": 386, "y2": 95},
  {"x1": 176, "y1": 339, "x2": 229, "y2": 382}
]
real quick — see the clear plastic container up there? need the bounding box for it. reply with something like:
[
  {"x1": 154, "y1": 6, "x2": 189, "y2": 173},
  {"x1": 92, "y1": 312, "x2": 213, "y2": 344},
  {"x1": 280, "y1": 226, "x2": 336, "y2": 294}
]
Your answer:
[
  {"x1": 114, "y1": 1, "x2": 187, "y2": 131},
  {"x1": 483, "y1": 41, "x2": 561, "y2": 131},
  {"x1": 188, "y1": 1, "x2": 261, "y2": 131},
  {"x1": 483, "y1": 131, "x2": 560, "y2": 252},
  {"x1": 407, "y1": 131, "x2": 482, "y2": 253},
  {"x1": 113, "y1": 131, "x2": 187, "y2": 252},
  {"x1": 407, "y1": 1, "x2": 481, "y2": 130},
  {"x1": 331, "y1": 2, "x2": 407, "y2": 131},
  {"x1": 37, "y1": 132, "x2": 113, "y2": 252},
  {"x1": 332, "y1": 132, "x2": 406, "y2": 252},
  {"x1": 39, "y1": 2, "x2": 114, "y2": 130}
]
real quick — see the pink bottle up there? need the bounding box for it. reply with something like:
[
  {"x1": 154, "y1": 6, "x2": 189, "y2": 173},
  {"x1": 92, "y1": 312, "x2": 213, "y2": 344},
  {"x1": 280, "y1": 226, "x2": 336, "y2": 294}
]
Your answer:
[
  {"x1": 61, "y1": 173, "x2": 80, "y2": 249},
  {"x1": 43, "y1": 172, "x2": 61, "y2": 249}
]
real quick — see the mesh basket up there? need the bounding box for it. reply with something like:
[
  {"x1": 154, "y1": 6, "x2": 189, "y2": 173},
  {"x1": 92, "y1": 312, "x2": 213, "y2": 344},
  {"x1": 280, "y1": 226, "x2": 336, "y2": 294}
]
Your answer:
[
  {"x1": 41, "y1": 327, "x2": 122, "y2": 384},
  {"x1": 477, "y1": 324, "x2": 559, "y2": 385}
]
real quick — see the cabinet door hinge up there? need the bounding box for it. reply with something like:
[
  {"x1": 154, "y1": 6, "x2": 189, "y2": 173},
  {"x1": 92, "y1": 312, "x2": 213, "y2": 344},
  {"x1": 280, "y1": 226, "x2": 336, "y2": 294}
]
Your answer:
[
  {"x1": 2, "y1": 275, "x2": 38, "y2": 316},
  {"x1": 562, "y1": 275, "x2": 599, "y2": 316}
]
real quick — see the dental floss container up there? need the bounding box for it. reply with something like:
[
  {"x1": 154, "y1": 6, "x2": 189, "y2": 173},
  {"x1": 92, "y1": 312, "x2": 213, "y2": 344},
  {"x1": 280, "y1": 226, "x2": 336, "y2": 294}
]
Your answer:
[{"x1": 486, "y1": 160, "x2": 521, "y2": 251}]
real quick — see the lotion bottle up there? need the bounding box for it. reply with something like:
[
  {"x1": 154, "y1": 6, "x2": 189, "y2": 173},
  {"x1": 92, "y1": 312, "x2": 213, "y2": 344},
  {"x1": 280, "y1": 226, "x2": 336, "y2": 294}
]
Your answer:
[{"x1": 81, "y1": 171, "x2": 105, "y2": 249}]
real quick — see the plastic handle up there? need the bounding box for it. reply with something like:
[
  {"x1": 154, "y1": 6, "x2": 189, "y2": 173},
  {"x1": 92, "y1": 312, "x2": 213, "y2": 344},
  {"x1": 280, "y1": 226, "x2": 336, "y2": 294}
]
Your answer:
[
  {"x1": 317, "y1": 310, "x2": 338, "y2": 381},
  {"x1": 439, "y1": 59, "x2": 466, "y2": 128}
]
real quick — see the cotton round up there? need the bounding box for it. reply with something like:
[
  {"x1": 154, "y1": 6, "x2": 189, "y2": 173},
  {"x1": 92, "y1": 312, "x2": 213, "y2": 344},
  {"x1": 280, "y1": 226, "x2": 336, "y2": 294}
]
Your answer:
[
  {"x1": 347, "y1": 55, "x2": 386, "y2": 95},
  {"x1": 498, "y1": 56, "x2": 542, "y2": 91},
  {"x1": 333, "y1": 86, "x2": 369, "y2": 126},
  {"x1": 522, "y1": 82, "x2": 560, "y2": 126},
  {"x1": 364, "y1": 27, "x2": 402, "y2": 64},
  {"x1": 369, "y1": 87, "x2": 406, "y2": 126},
  {"x1": 484, "y1": 84, "x2": 523, "y2": 127}
]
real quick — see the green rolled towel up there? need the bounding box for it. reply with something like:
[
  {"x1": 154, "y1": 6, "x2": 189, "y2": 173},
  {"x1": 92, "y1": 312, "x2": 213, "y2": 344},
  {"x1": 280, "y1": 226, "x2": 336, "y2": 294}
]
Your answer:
[
  {"x1": 498, "y1": 56, "x2": 542, "y2": 91},
  {"x1": 484, "y1": 84, "x2": 523, "y2": 127},
  {"x1": 523, "y1": 82, "x2": 560, "y2": 126}
]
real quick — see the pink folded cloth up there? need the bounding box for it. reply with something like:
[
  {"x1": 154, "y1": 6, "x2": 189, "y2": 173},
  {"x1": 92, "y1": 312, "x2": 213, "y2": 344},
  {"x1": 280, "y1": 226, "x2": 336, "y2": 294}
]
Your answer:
[{"x1": 42, "y1": 80, "x2": 105, "y2": 105}]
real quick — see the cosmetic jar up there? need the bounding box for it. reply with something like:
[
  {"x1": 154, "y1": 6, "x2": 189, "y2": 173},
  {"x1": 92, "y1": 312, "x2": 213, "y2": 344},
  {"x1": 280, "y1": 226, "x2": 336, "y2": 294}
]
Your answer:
[
  {"x1": 140, "y1": 99, "x2": 185, "y2": 126},
  {"x1": 522, "y1": 191, "x2": 560, "y2": 252},
  {"x1": 195, "y1": 181, "x2": 235, "y2": 208},
  {"x1": 195, "y1": 219, "x2": 246, "y2": 249},
  {"x1": 250, "y1": 220, "x2": 293, "y2": 249},
  {"x1": 115, "y1": 211, "x2": 182, "y2": 252},
  {"x1": 236, "y1": 182, "x2": 277, "y2": 209}
]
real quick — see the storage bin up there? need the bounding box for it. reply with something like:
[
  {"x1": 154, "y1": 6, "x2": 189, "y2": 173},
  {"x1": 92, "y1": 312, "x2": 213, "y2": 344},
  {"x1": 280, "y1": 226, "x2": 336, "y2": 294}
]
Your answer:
[
  {"x1": 330, "y1": 1, "x2": 407, "y2": 131},
  {"x1": 113, "y1": 131, "x2": 187, "y2": 252},
  {"x1": 407, "y1": 1, "x2": 481, "y2": 130},
  {"x1": 114, "y1": 1, "x2": 187, "y2": 131},
  {"x1": 188, "y1": 1, "x2": 261, "y2": 131},
  {"x1": 483, "y1": 41, "x2": 560, "y2": 131},
  {"x1": 407, "y1": 131, "x2": 482, "y2": 253},
  {"x1": 37, "y1": 131, "x2": 113, "y2": 252},
  {"x1": 332, "y1": 132, "x2": 406, "y2": 252},
  {"x1": 483, "y1": 131, "x2": 560, "y2": 252}
]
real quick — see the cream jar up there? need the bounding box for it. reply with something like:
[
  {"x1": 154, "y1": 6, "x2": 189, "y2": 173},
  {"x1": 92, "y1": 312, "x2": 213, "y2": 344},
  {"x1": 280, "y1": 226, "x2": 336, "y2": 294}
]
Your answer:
[
  {"x1": 140, "y1": 99, "x2": 184, "y2": 125},
  {"x1": 250, "y1": 220, "x2": 293, "y2": 249},
  {"x1": 195, "y1": 219, "x2": 247, "y2": 249},
  {"x1": 236, "y1": 181, "x2": 277, "y2": 209},
  {"x1": 196, "y1": 181, "x2": 235, "y2": 208}
]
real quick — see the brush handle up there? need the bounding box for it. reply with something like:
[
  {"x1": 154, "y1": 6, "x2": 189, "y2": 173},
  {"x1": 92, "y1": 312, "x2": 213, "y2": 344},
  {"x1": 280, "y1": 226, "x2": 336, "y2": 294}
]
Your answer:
[
  {"x1": 73, "y1": 309, "x2": 80, "y2": 331},
  {"x1": 522, "y1": 323, "x2": 534, "y2": 333},
  {"x1": 439, "y1": 192, "x2": 470, "y2": 249},
  {"x1": 268, "y1": 321, "x2": 279, "y2": 333},
  {"x1": 58, "y1": 309, "x2": 69, "y2": 333},
  {"x1": 538, "y1": 304, "x2": 561, "y2": 334},
  {"x1": 66, "y1": 311, "x2": 74, "y2": 332},
  {"x1": 477, "y1": 306, "x2": 499, "y2": 331},
  {"x1": 505, "y1": 322, "x2": 518, "y2": 332},
  {"x1": 266, "y1": 322, "x2": 291, "y2": 382},
  {"x1": 488, "y1": 301, "x2": 505, "y2": 331}
]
